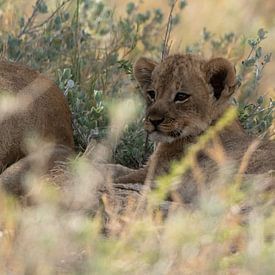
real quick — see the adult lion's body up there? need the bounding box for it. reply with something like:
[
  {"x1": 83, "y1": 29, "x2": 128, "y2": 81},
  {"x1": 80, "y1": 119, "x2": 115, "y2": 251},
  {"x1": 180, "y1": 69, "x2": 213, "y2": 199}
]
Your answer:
[
  {"x1": 116, "y1": 54, "x2": 275, "y2": 190},
  {"x1": 0, "y1": 60, "x2": 74, "y2": 195}
]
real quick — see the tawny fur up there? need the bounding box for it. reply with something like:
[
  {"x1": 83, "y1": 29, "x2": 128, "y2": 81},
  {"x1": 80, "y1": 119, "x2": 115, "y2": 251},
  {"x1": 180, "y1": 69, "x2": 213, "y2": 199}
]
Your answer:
[
  {"x1": 116, "y1": 54, "x2": 275, "y2": 186},
  {"x1": 0, "y1": 61, "x2": 74, "y2": 194}
]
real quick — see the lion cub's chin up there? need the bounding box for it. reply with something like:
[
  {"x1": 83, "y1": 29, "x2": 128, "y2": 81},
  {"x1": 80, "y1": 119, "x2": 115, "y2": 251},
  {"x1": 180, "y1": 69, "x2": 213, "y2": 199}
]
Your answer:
[
  {"x1": 149, "y1": 131, "x2": 180, "y2": 143},
  {"x1": 149, "y1": 126, "x2": 201, "y2": 143}
]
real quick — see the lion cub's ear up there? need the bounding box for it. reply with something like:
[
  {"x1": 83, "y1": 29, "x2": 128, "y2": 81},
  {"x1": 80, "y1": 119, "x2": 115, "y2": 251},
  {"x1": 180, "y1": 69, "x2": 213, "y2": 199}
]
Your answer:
[
  {"x1": 204, "y1": 57, "x2": 236, "y2": 100},
  {"x1": 133, "y1": 57, "x2": 158, "y2": 89}
]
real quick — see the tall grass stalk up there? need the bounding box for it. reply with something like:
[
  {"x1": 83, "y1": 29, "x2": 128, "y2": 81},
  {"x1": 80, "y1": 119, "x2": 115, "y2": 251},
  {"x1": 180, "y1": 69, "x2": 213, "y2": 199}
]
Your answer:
[{"x1": 149, "y1": 107, "x2": 238, "y2": 206}]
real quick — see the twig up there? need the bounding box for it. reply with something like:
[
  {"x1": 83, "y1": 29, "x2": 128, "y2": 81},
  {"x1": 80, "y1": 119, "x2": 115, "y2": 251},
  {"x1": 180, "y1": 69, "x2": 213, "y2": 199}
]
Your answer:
[
  {"x1": 28, "y1": 0, "x2": 71, "y2": 33},
  {"x1": 72, "y1": 0, "x2": 81, "y2": 83},
  {"x1": 246, "y1": 47, "x2": 254, "y2": 60},
  {"x1": 161, "y1": 0, "x2": 178, "y2": 61},
  {"x1": 17, "y1": 0, "x2": 42, "y2": 38}
]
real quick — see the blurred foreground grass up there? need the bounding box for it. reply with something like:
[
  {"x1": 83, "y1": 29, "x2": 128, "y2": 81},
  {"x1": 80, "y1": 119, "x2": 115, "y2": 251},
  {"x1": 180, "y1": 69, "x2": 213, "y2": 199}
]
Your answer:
[
  {"x1": 0, "y1": 0, "x2": 274, "y2": 274},
  {"x1": 0, "y1": 102, "x2": 274, "y2": 274}
]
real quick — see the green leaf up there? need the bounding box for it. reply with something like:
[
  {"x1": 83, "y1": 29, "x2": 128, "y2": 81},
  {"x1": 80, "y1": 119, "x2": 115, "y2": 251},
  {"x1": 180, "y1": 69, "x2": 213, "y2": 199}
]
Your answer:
[
  {"x1": 224, "y1": 32, "x2": 235, "y2": 43},
  {"x1": 7, "y1": 35, "x2": 22, "y2": 59},
  {"x1": 19, "y1": 17, "x2": 25, "y2": 28},
  {"x1": 257, "y1": 28, "x2": 267, "y2": 40},
  {"x1": 264, "y1": 53, "x2": 272, "y2": 63},
  {"x1": 243, "y1": 57, "x2": 256, "y2": 67},
  {"x1": 257, "y1": 96, "x2": 264, "y2": 105},
  {"x1": 154, "y1": 9, "x2": 163, "y2": 23},
  {"x1": 126, "y1": 2, "x2": 135, "y2": 15},
  {"x1": 203, "y1": 27, "x2": 212, "y2": 41},
  {"x1": 63, "y1": 12, "x2": 70, "y2": 22},
  {"x1": 94, "y1": 2, "x2": 104, "y2": 16},
  {"x1": 94, "y1": 90, "x2": 103, "y2": 103},
  {"x1": 255, "y1": 47, "x2": 262, "y2": 58},
  {"x1": 63, "y1": 68, "x2": 72, "y2": 79},
  {"x1": 37, "y1": 0, "x2": 48, "y2": 14},
  {"x1": 54, "y1": 15, "x2": 62, "y2": 31},
  {"x1": 179, "y1": 0, "x2": 187, "y2": 9},
  {"x1": 247, "y1": 39, "x2": 257, "y2": 48},
  {"x1": 136, "y1": 12, "x2": 151, "y2": 24},
  {"x1": 171, "y1": 14, "x2": 180, "y2": 26}
]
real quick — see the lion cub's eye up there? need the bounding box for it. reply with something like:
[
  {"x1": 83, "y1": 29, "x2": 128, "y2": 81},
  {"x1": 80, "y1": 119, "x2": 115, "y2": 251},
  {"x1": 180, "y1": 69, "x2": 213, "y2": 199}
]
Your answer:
[
  {"x1": 174, "y1": 92, "x2": 190, "y2": 103},
  {"x1": 147, "y1": 90, "x2": 156, "y2": 101}
]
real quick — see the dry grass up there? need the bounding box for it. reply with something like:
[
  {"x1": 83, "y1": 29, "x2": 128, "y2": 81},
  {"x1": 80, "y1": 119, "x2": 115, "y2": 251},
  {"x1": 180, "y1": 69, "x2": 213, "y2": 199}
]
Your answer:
[{"x1": 0, "y1": 94, "x2": 274, "y2": 274}]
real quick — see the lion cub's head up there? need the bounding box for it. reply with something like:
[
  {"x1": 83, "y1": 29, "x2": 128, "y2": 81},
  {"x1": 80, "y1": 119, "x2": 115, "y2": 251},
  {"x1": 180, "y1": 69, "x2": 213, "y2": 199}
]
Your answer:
[{"x1": 134, "y1": 54, "x2": 237, "y2": 143}]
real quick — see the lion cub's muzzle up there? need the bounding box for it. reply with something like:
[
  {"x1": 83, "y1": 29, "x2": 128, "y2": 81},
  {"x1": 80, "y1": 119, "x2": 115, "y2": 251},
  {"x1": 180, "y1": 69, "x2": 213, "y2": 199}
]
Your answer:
[
  {"x1": 145, "y1": 113, "x2": 165, "y2": 132},
  {"x1": 144, "y1": 110, "x2": 184, "y2": 143},
  {"x1": 145, "y1": 115, "x2": 179, "y2": 143},
  {"x1": 149, "y1": 117, "x2": 164, "y2": 128}
]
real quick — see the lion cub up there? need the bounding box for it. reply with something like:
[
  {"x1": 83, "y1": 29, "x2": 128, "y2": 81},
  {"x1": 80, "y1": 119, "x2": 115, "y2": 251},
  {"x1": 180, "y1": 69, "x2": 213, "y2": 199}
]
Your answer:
[
  {"x1": 0, "y1": 60, "x2": 74, "y2": 195},
  {"x1": 116, "y1": 54, "x2": 275, "y2": 185}
]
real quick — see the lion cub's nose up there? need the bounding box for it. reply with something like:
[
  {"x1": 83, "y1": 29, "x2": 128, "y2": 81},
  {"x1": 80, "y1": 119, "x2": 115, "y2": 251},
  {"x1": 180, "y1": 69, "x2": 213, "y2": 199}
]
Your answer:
[{"x1": 149, "y1": 117, "x2": 164, "y2": 127}]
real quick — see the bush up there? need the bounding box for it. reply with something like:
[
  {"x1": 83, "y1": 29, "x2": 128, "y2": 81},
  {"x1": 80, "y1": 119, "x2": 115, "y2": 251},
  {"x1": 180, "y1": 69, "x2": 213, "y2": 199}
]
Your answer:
[
  {"x1": 0, "y1": 0, "x2": 273, "y2": 167},
  {"x1": 1, "y1": 0, "x2": 174, "y2": 166}
]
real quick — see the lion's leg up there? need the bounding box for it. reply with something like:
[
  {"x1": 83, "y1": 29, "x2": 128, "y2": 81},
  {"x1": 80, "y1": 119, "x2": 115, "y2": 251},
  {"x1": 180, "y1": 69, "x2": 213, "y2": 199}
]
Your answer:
[
  {"x1": 95, "y1": 163, "x2": 143, "y2": 183},
  {"x1": 0, "y1": 155, "x2": 31, "y2": 196},
  {"x1": 102, "y1": 163, "x2": 136, "y2": 178},
  {"x1": 0, "y1": 144, "x2": 72, "y2": 197},
  {"x1": 0, "y1": 124, "x2": 24, "y2": 173},
  {"x1": 114, "y1": 167, "x2": 148, "y2": 184}
]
